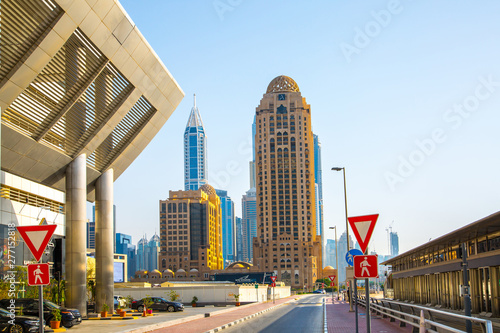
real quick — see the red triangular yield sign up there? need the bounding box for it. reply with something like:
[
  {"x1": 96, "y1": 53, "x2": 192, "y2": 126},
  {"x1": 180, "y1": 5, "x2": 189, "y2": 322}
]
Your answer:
[
  {"x1": 17, "y1": 225, "x2": 57, "y2": 262},
  {"x1": 329, "y1": 275, "x2": 336, "y2": 281},
  {"x1": 348, "y1": 214, "x2": 379, "y2": 254},
  {"x1": 270, "y1": 276, "x2": 277, "y2": 282}
]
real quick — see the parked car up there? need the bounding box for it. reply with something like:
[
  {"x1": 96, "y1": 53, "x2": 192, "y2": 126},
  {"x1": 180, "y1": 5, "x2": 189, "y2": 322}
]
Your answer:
[
  {"x1": 312, "y1": 289, "x2": 326, "y2": 294},
  {"x1": 114, "y1": 295, "x2": 126, "y2": 308},
  {"x1": 0, "y1": 299, "x2": 81, "y2": 328},
  {"x1": 131, "y1": 297, "x2": 184, "y2": 312},
  {"x1": 0, "y1": 307, "x2": 39, "y2": 333}
]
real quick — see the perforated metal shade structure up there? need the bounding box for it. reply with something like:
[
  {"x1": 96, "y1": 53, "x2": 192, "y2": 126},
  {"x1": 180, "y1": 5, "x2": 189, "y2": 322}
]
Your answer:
[{"x1": 0, "y1": 0, "x2": 184, "y2": 200}]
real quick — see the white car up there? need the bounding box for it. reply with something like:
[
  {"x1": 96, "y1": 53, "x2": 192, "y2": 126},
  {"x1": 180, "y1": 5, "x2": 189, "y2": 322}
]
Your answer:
[{"x1": 114, "y1": 295, "x2": 127, "y2": 308}]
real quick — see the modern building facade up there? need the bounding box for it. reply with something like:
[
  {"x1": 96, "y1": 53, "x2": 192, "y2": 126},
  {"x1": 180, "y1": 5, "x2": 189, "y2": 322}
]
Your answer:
[
  {"x1": 383, "y1": 211, "x2": 500, "y2": 317},
  {"x1": 252, "y1": 75, "x2": 323, "y2": 289},
  {"x1": 159, "y1": 185, "x2": 224, "y2": 274},
  {"x1": 216, "y1": 189, "x2": 236, "y2": 267},
  {"x1": 241, "y1": 187, "x2": 257, "y2": 262},
  {"x1": 115, "y1": 233, "x2": 136, "y2": 280},
  {"x1": 184, "y1": 95, "x2": 207, "y2": 191},
  {"x1": 0, "y1": 0, "x2": 184, "y2": 316}
]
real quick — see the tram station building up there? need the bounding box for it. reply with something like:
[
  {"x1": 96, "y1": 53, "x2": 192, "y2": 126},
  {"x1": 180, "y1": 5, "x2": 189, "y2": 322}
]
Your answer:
[
  {"x1": 383, "y1": 211, "x2": 500, "y2": 317},
  {"x1": 0, "y1": 0, "x2": 183, "y2": 317}
]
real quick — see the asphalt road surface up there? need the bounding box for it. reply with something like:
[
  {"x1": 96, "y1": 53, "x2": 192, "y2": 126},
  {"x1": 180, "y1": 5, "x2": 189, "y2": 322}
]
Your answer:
[{"x1": 223, "y1": 294, "x2": 325, "y2": 333}]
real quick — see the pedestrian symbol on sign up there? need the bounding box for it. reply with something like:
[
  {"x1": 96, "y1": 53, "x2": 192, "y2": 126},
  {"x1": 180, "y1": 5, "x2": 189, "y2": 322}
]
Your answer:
[
  {"x1": 34, "y1": 265, "x2": 44, "y2": 284},
  {"x1": 360, "y1": 257, "x2": 371, "y2": 276}
]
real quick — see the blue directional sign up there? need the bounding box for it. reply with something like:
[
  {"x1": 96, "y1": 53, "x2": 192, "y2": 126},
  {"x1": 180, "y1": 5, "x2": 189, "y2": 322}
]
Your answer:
[{"x1": 346, "y1": 249, "x2": 363, "y2": 266}]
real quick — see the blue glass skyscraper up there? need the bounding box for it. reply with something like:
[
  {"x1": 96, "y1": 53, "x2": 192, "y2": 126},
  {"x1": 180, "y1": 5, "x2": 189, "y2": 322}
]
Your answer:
[
  {"x1": 116, "y1": 233, "x2": 136, "y2": 280},
  {"x1": 242, "y1": 188, "x2": 257, "y2": 262},
  {"x1": 313, "y1": 134, "x2": 323, "y2": 238},
  {"x1": 184, "y1": 94, "x2": 207, "y2": 191},
  {"x1": 216, "y1": 189, "x2": 235, "y2": 267}
]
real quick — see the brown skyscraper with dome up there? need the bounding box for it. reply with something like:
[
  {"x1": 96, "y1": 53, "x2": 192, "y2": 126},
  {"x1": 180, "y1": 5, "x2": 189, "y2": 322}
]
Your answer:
[{"x1": 252, "y1": 76, "x2": 323, "y2": 289}]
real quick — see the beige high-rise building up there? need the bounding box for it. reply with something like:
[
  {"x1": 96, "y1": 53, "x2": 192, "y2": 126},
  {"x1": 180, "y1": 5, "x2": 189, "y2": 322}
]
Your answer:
[
  {"x1": 253, "y1": 76, "x2": 322, "y2": 290},
  {"x1": 159, "y1": 184, "x2": 224, "y2": 274}
]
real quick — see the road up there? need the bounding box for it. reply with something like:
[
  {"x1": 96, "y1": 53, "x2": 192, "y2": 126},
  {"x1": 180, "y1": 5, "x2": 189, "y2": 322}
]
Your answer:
[{"x1": 222, "y1": 294, "x2": 324, "y2": 333}]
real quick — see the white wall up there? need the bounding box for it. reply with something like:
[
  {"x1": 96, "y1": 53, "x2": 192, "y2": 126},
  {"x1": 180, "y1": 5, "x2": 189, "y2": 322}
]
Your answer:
[
  {"x1": 115, "y1": 284, "x2": 291, "y2": 303},
  {"x1": 1, "y1": 171, "x2": 65, "y2": 236}
]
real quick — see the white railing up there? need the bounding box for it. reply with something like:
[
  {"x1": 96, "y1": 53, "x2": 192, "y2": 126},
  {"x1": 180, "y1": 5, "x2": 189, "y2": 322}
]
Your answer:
[{"x1": 356, "y1": 297, "x2": 494, "y2": 333}]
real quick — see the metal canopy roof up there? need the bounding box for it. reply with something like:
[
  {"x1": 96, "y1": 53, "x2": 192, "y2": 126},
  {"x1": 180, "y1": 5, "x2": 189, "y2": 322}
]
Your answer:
[
  {"x1": 0, "y1": 0, "x2": 184, "y2": 201},
  {"x1": 381, "y1": 211, "x2": 500, "y2": 265}
]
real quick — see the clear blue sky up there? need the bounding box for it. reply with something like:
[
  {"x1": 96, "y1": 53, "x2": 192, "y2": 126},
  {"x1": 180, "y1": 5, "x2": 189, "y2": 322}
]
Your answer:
[{"x1": 91, "y1": 0, "x2": 500, "y2": 256}]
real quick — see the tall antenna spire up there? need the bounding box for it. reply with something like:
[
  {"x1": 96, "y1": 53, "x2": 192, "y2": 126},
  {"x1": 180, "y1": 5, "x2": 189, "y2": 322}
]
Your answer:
[{"x1": 194, "y1": 93, "x2": 196, "y2": 108}]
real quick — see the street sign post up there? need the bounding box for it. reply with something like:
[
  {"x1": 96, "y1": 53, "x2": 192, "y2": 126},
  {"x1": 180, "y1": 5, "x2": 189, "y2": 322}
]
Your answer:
[
  {"x1": 17, "y1": 224, "x2": 56, "y2": 333},
  {"x1": 348, "y1": 214, "x2": 379, "y2": 254},
  {"x1": 28, "y1": 263, "x2": 50, "y2": 286},
  {"x1": 270, "y1": 276, "x2": 277, "y2": 303},
  {"x1": 353, "y1": 254, "x2": 378, "y2": 333}
]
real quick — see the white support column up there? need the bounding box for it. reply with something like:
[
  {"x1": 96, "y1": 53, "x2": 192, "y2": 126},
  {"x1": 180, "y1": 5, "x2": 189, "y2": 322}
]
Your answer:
[
  {"x1": 95, "y1": 169, "x2": 114, "y2": 313},
  {"x1": 65, "y1": 154, "x2": 87, "y2": 317}
]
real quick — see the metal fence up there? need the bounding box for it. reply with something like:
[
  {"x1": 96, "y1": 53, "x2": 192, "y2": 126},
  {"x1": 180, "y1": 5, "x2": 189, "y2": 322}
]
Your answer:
[{"x1": 356, "y1": 296, "x2": 494, "y2": 333}]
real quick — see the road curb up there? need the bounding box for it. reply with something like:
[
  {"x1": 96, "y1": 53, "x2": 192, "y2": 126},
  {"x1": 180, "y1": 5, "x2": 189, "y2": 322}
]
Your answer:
[
  {"x1": 202, "y1": 296, "x2": 300, "y2": 333},
  {"x1": 122, "y1": 300, "x2": 273, "y2": 333}
]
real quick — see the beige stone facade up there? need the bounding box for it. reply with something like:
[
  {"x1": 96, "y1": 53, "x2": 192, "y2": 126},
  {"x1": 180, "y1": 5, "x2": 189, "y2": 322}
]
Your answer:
[
  {"x1": 159, "y1": 184, "x2": 223, "y2": 275},
  {"x1": 252, "y1": 76, "x2": 322, "y2": 290}
]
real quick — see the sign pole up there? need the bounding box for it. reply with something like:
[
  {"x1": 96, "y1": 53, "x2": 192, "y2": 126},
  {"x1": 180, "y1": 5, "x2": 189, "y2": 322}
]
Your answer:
[
  {"x1": 273, "y1": 286, "x2": 275, "y2": 304},
  {"x1": 39, "y1": 284, "x2": 44, "y2": 333},
  {"x1": 354, "y1": 278, "x2": 358, "y2": 333},
  {"x1": 366, "y1": 277, "x2": 371, "y2": 333}
]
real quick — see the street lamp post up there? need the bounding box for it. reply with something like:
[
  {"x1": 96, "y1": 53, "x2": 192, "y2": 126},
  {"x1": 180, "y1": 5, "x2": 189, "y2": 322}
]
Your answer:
[
  {"x1": 332, "y1": 167, "x2": 353, "y2": 312},
  {"x1": 331, "y1": 167, "x2": 349, "y2": 253},
  {"x1": 329, "y1": 226, "x2": 338, "y2": 301}
]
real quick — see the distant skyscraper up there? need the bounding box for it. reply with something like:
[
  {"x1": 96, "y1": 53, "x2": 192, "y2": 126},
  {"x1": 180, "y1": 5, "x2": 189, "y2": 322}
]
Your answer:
[
  {"x1": 241, "y1": 188, "x2": 257, "y2": 262},
  {"x1": 136, "y1": 234, "x2": 160, "y2": 272},
  {"x1": 116, "y1": 233, "x2": 136, "y2": 280},
  {"x1": 313, "y1": 134, "x2": 323, "y2": 238},
  {"x1": 136, "y1": 237, "x2": 147, "y2": 271},
  {"x1": 325, "y1": 239, "x2": 337, "y2": 268},
  {"x1": 249, "y1": 115, "x2": 257, "y2": 188},
  {"x1": 337, "y1": 231, "x2": 354, "y2": 284},
  {"x1": 252, "y1": 76, "x2": 323, "y2": 289},
  {"x1": 390, "y1": 231, "x2": 399, "y2": 256},
  {"x1": 235, "y1": 216, "x2": 243, "y2": 261},
  {"x1": 184, "y1": 94, "x2": 207, "y2": 191},
  {"x1": 216, "y1": 189, "x2": 235, "y2": 267},
  {"x1": 86, "y1": 221, "x2": 95, "y2": 249}
]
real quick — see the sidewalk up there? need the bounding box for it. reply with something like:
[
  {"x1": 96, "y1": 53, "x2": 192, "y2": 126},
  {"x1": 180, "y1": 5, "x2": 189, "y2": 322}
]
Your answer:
[{"x1": 325, "y1": 297, "x2": 412, "y2": 333}]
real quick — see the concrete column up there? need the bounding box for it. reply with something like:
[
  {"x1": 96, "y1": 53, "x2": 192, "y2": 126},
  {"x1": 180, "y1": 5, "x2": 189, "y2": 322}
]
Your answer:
[
  {"x1": 95, "y1": 169, "x2": 114, "y2": 312},
  {"x1": 65, "y1": 154, "x2": 87, "y2": 317}
]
